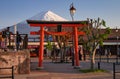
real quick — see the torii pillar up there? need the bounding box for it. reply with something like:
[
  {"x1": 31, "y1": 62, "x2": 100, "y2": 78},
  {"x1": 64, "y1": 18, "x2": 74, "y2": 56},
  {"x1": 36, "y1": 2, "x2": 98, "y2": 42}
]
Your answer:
[
  {"x1": 39, "y1": 26, "x2": 44, "y2": 67},
  {"x1": 74, "y1": 27, "x2": 79, "y2": 66},
  {"x1": 27, "y1": 20, "x2": 87, "y2": 68}
]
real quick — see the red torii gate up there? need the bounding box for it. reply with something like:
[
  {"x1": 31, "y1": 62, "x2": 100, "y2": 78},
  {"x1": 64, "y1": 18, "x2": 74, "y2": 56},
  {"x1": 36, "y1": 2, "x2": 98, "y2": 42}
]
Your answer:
[{"x1": 27, "y1": 20, "x2": 87, "y2": 68}]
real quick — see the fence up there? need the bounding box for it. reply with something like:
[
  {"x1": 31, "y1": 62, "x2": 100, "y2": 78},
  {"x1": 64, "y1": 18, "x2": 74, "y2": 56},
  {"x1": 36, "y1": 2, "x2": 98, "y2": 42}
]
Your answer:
[
  {"x1": 0, "y1": 34, "x2": 28, "y2": 50},
  {"x1": 113, "y1": 63, "x2": 120, "y2": 79},
  {"x1": 97, "y1": 62, "x2": 120, "y2": 79},
  {"x1": 0, "y1": 66, "x2": 14, "y2": 79},
  {"x1": 95, "y1": 55, "x2": 120, "y2": 63}
]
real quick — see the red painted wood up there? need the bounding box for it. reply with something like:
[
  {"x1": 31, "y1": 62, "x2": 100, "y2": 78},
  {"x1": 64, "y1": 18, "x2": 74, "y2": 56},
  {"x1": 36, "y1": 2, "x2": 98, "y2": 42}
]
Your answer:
[
  {"x1": 74, "y1": 27, "x2": 79, "y2": 66},
  {"x1": 30, "y1": 31, "x2": 39, "y2": 35},
  {"x1": 44, "y1": 31, "x2": 70, "y2": 35},
  {"x1": 30, "y1": 31, "x2": 85, "y2": 35},
  {"x1": 62, "y1": 24, "x2": 86, "y2": 27},
  {"x1": 77, "y1": 31, "x2": 85, "y2": 35},
  {"x1": 39, "y1": 26, "x2": 44, "y2": 67},
  {"x1": 30, "y1": 24, "x2": 86, "y2": 27}
]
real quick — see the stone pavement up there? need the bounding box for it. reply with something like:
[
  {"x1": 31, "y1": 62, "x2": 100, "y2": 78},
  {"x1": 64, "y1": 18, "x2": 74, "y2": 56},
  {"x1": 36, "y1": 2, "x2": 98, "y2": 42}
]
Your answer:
[{"x1": 14, "y1": 58, "x2": 120, "y2": 79}]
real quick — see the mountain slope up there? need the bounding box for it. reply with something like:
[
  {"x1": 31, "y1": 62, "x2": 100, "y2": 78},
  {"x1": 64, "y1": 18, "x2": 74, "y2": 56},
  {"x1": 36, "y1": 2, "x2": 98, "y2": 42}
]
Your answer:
[{"x1": 9, "y1": 10, "x2": 68, "y2": 38}]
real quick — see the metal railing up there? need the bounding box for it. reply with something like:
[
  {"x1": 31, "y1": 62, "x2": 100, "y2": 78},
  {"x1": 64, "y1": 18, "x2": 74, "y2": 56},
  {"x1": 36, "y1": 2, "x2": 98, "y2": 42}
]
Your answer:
[
  {"x1": 0, "y1": 66, "x2": 14, "y2": 79},
  {"x1": 97, "y1": 62, "x2": 120, "y2": 79},
  {"x1": 0, "y1": 34, "x2": 28, "y2": 50},
  {"x1": 113, "y1": 63, "x2": 120, "y2": 79}
]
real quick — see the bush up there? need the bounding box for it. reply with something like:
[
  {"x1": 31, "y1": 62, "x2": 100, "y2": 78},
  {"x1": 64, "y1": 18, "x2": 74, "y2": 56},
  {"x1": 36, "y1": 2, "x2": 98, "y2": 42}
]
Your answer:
[{"x1": 79, "y1": 69, "x2": 107, "y2": 73}]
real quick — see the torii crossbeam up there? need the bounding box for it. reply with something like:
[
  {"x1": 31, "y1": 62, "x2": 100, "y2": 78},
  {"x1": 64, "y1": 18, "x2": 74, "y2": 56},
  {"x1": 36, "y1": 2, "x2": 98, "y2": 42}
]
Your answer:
[{"x1": 27, "y1": 20, "x2": 88, "y2": 68}]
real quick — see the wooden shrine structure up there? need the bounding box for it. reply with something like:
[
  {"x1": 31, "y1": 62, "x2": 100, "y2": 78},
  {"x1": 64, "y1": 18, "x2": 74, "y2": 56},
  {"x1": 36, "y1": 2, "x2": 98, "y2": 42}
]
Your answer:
[{"x1": 27, "y1": 20, "x2": 88, "y2": 68}]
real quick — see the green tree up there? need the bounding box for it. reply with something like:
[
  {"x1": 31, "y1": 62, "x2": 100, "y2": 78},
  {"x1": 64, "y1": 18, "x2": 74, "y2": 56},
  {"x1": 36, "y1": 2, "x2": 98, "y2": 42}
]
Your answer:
[
  {"x1": 79, "y1": 18, "x2": 111, "y2": 69},
  {"x1": 46, "y1": 41, "x2": 52, "y2": 51},
  {"x1": 52, "y1": 33, "x2": 71, "y2": 62}
]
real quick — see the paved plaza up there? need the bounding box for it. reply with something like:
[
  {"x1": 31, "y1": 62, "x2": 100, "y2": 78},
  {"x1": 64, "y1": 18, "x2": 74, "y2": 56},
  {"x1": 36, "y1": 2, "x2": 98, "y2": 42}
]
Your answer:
[{"x1": 14, "y1": 57, "x2": 120, "y2": 79}]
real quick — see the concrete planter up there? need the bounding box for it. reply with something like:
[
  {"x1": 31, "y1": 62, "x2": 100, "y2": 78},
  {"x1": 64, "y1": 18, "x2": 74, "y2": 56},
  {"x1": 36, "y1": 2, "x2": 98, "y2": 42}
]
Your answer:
[{"x1": 0, "y1": 50, "x2": 30, "y2": 74}]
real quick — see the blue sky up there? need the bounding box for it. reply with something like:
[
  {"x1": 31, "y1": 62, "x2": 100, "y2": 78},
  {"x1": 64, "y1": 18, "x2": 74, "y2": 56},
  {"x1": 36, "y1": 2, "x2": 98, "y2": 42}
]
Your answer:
[{"x1": 0, "y1": 0, "x2": 120, "y2": 28}]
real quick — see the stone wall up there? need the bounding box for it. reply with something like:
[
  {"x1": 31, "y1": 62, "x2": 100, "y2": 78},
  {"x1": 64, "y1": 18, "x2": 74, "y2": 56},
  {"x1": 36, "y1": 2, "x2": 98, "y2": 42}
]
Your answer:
[{"x1": 0, "y1": 50, "x2": 30, "y2": 74}]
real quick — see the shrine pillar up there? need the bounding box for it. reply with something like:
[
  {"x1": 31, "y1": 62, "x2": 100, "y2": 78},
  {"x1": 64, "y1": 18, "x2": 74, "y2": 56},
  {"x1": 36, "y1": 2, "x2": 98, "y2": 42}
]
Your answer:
[
  {"x1": 39, "y1": 26, "x2": 44, "y2": 67},
  {"x1": 74, "y1": 27, "x2": 79, "y2": 66}
]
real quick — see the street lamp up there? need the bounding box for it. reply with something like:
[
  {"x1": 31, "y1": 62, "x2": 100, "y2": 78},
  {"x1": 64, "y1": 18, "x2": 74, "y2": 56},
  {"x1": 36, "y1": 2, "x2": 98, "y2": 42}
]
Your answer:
[
  {"x1": 116, "y1": 27, "x2": 119, "y2": 63},
  {"x1": 69, "y1": 3, "x2": 76, "y2": 21},
  {"x1": 69, "y1": 3, "x2": 76, "y2": 66}
]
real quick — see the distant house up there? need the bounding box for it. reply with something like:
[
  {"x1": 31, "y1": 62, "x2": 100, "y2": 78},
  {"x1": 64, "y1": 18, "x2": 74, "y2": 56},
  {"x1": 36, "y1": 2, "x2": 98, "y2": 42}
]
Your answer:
[{"x1": 100, "y1": 28, "x2": 120, "y2": 55}]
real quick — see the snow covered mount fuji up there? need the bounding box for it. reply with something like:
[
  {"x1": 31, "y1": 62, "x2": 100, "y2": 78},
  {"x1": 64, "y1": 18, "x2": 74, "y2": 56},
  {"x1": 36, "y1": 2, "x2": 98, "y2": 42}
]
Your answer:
[
  {"x1": 9, "y1": 10, "x2": 67, "y2": 37},
  {"x1": 29, "y1": 10, "x2": 67, "y2": 21}
]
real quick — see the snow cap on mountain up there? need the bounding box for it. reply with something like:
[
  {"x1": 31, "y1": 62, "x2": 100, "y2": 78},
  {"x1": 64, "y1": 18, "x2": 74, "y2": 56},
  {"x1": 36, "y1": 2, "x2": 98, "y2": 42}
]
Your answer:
[{"x1": 29, "y1": 10, "x2": 67, "y2": 21}]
